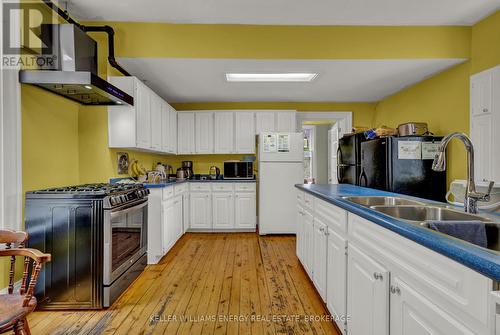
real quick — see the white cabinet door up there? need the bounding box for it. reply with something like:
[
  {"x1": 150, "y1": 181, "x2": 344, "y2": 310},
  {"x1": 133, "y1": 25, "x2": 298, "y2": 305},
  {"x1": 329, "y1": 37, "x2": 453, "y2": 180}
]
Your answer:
[
  {"x1": 169, "y1": 106, "x2": 177, "y2": 154},
  {"x1": 212, "y1": 192, "x2": 234, "y2": 229},
  {"x1": 276, "y1": 111, "x2": 296, "y2": 132},
  {"x1": 235, "y1": 112, "x2": 256, "y2": 153},
  {"x1": 471, "y1": 71, "x2": 492, "y2": 117},
  {"x1": 135, "y1": 81, "x2": 151, "y2": 149},
  {"x1": 214, "y1": 112, "x2": 234, "y2": 153},
  {"x1": 471, "y1": 114, "x2": 492, "y2": 182},
  {"x1": 182, "y1": 193, "x2": 189, "y2": 232},
  {"x1": 190, "y1": 192, "x2": 211, "y2": 229},
  {"x1": 390, "y1": 277, "x2": 475, "y2": 335},
  {"x1": 177, "y1": 112, "x2": 195, "y2": 154},
  {"x1": 347, "y1": 243, "x2": 389, "y2": 335},
  {"x1": 173, "y1": 196, "x2": 183, "y2": 242},
  {"x1": 296, "y1": 205, "x2": 305, "y2": 264},
  {"x1": 255, "y1": 112, "x2": 275, "y2": 134},
  {"x1": 195, "y1": 112, "x2": 214, "y2": 154},
  {"x1": 161, "y1": 101, "x2": 170, "y2": 153},
  {"x1": 326, "y1": 227, "x2": 347, "y2": 334},
  {"x1": 312, "y1": 218, "x2": 328, "y2": 301},
  {"x1": 150, "y1": 93, "x2": 162, "y2": 151},
  {"x1": 303, "y1": 209, "x2": 314, "y2": 277},
  {"x1": 234, "y1": 193, "x2": 256, "y2": 229}
]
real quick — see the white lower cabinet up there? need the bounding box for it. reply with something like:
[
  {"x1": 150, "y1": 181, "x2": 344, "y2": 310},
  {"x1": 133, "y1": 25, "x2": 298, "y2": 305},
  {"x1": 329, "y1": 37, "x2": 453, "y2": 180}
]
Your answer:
[
  {"x1": 173, "y1": 196, "x2": 183, "y2": 242},
  {"x1": 162, "y1": 198, "x2": 175, "y2": 253},
  {"x1": 182, "y1": 192, "x2": 189, "y2": 232},
  {"x1": 296, "y1": 205, "x2": 305, "y2": 263},
  {"x1": 303, "y1": 209, "x2": 314, "y2": 277},
  {"x1": 326, "y1": 226, "x2": 347, "y2": 334},
  {"x1": 347, "y1": 243, "x2": 389, "y2": 335},
  {"x1": 212, "y1": 192, "x2": 234, "y2": 229},
  {"x1": 234, "y1": 193, "x2": 256, "y2": 229},
  {"x1": 312, "y1": 217, "x2": 328, "y2": 301},
  {"x1": 190, "y1": 192, "x2": 212, "y2": 229},
  {"x1": 390, "y1": 277, "x2": 476, "y2": 335}
]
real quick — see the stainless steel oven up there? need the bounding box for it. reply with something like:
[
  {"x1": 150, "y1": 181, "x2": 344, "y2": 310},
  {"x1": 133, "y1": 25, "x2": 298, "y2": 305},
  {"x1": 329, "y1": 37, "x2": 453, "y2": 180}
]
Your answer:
[{"x1": 103, "y1": 198, "x2": 148, "y2": 306}]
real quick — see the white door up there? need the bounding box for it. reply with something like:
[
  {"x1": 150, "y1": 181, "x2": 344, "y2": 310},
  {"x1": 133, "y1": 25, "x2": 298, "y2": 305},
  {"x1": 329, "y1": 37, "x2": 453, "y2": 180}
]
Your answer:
[
  {"x1": 328, "y1": 123, "x2": 340, "y2": 184},
  {"x1": 190, "y1": 192, "x2": 211, "y2": 229},
  {"x1": 390, "y1": 277, "x2": 475, "y2": 335},
  {"x1": 276, "y1": 111, "x2": 296, "y2": 132},
  {"x1": 303, "y1": 209, "x2": 314, "y2": 277},
  {"x1": 212, "y1": 192, "x2": 234, "y2": 229},
  {"x1": 235, "y1": 112, "x2": 256, "y2": 153},
  {"x1": 177, "y1": 112, "x2": 195, "y2": 154},
  {"x1": 255, "y1": 112, "x2": 275, "y2": 134},
  {"x1": 347, "y1": 243, "x2": 389, "y2": 335},
  {"x1": 150, "y1": 93, "x2": 162, "y2": 151},
  {"x1": 173, "y1": 196, "x2": 183, "y2": 242},
  {"x1": 326, "y1": 227, "x2": 347, "y2": 334},
  {"x1": 214, "y1": 112, "x2": 234, "y2": 153},
  {"x1": 296, "y1": 205, "x2": 305, "y2": 264},
  {"x1": 182, "y1": 193, "x2": 190, "y2": 232},
  {"x1": 161, "y1": 101, "x2": 170, "y2": 153},
  {"x1": 312, "y1": 218, "x2": 328, "y2": 301},
  {"x1": 234, "y1": 193, "x2": 256, "y2": 229},
  {"x1": 169, "y1": 107, "x2": 177, "y2": 154},
  {"x1": 195, "y1": 112, "x2": 214, "y2": 154},
  {"x1": 135, "y1": 81, "x2": 151, "y2": 149}
]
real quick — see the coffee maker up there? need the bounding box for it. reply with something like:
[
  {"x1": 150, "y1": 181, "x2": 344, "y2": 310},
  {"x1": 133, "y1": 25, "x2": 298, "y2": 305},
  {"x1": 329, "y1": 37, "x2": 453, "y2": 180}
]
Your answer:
[{"x1": 181, "y1": 161, "x2": 193, "y2": 179}]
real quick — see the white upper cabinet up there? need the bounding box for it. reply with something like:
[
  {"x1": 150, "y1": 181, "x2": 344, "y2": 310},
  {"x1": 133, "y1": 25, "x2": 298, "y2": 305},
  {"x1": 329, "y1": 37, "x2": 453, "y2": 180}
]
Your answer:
[
  {"x1": 214, "y1": 112, "x2": 234, "y2": 154},
  {"x1": 108, "y1": 76, "x2": 176, "y2": 154},
  {"x1": 255, "y1": 112, "x2": 276, "y2": 134},
  {"x1": 169, "y1": 106, "x2": 177, "y2": 154},
  {"x1": 150, "y1": 93, "x2": 162, "y2": 151},
  {"x1": 161, "y1": 101, "x2": 170, "y2": 153},
  {"x1": 470, "y1": 65, "x2": 500, "y2": 183},
  {"x1": 177, "y1": 112, "x2": 196, "y2": 154},
  {"x1": 235, "y1": 112, "x2": 256, "y2": 153},
  {"x1": 347, "y1": 243, "x2": 389, "y2": 335},
  {"x1": 195, "y1": 112, "x2": 214, "y2": 154},
  {"x1": 276, "y1": 111, "x2": 297, "y2": 132}
]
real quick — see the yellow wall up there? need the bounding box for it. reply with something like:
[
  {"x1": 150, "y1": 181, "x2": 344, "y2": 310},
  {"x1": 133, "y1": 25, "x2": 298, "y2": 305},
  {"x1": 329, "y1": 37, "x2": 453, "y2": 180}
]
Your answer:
[{"x1": 471, "y1": 10, "x2": 500, "y2": 74}]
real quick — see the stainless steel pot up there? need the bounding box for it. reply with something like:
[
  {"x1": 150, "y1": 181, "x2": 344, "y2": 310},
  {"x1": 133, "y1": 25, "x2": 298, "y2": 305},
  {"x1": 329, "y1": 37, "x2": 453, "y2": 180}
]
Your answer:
[
  {"x1": 176, "y1": 168, "x2": 188, "y2": 180},
  {"x1": 397, "y1": 122, "x2": 429, "y2": 136}
]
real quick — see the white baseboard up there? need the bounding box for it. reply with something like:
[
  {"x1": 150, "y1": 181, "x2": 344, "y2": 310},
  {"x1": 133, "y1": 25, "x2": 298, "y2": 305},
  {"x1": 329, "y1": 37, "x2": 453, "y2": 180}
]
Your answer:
[{"x1": 0, "y1": 280, "x2": 22, "y2": 294}]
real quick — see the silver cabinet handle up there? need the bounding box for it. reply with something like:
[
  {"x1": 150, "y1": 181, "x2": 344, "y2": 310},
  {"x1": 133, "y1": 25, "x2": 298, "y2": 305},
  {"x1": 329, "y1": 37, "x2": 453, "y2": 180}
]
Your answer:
[
  {"x1": 324, "y1": 229, "x2": 330, "y2": 236},
  {"x1": 373, "y1": 272, "x2": 383, "y2": 280},
  {"x1": 319, "y1": 227, "x2": 325, "y2": 232},
  {"x1": 483, "y1": 108, "x2": 489, "y2": 113},
  {"x1": 390, "y1": 285, "x2": 401, "y2": 295}
]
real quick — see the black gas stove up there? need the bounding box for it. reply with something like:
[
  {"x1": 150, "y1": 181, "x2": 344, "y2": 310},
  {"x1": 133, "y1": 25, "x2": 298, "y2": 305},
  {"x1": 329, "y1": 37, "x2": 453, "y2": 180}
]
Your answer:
[{"x1": 25, "y1": 183, "x2": 149, "y2": 309}]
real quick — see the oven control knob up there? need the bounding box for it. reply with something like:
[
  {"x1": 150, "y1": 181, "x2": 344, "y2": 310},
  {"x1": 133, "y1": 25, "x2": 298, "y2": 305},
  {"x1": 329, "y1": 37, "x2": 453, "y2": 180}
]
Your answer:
[
  {"x1": 111, "y1": 196, "x2": 120, "y2": 205},
  {"x1": 120, "y1": 195, "x2": 127, "y2": 202}
]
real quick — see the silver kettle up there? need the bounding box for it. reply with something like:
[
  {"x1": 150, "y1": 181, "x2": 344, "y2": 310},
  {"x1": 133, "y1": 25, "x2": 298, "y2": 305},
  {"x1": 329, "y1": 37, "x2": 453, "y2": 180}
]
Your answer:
[
  {"x1": 176, "y1": 168, "x2": 188, "y2": 180},
  {"x1": 209, "y1": 166, "x2": 220, "y2": 180}
]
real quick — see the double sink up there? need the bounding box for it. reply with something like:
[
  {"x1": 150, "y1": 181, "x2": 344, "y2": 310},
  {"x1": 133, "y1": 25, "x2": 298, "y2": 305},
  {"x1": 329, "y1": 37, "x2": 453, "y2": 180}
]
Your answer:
[{"x1": 343, "y1": 196, "x2": 499, "y2": 253}]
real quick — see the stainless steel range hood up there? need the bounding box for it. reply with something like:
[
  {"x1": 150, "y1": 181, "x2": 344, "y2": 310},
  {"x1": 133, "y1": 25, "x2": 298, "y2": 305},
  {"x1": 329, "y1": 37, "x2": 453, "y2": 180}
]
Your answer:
[{"x1": 19, "y1": 24, "x2": 133, "y2": 106}]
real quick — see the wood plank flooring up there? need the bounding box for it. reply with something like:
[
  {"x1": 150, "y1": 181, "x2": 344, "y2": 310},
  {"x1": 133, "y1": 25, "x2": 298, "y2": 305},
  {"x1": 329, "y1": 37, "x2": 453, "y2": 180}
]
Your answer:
[{"x1": 22, "y1": 233, "x2": 341, "y2": 335}]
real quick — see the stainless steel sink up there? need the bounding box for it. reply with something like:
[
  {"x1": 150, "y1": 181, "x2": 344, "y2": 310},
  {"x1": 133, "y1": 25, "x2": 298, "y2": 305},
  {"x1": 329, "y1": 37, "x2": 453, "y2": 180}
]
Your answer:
[
  {"x1": 369, "y1": 205, "x2": 492, "y2": 223},
  {"x1": 343, "y1": 196, "x2": 425, "y2": 207}
]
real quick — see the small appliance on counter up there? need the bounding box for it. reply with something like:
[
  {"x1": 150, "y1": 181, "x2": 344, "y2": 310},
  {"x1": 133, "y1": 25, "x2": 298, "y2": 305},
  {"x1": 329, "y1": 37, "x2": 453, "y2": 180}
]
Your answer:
[
  {"x1": 209, "y1": 166, "x2": 221, "y2": 180},
  {"x1": 223, "y1": 161, "x2": 254, "y2": 180},
  {"x1": 359, "y1": 136, "x2": 446, "y2": 201},
  {"x1": 25, "y1": 183, "x2": 149, "y2": 309},
  {"x1": 181, "y1": 161, "x2": 194, "y2": 179},
  {"x1": 176, "y1": 168, "x2": 188, "y2": 180}
]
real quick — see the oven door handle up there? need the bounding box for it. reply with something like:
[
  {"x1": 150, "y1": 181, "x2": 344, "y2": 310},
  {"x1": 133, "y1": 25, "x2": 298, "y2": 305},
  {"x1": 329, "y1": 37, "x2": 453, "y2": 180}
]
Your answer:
[{"x1": 110, "y1": 200, "x2": 148, "y2": 218}]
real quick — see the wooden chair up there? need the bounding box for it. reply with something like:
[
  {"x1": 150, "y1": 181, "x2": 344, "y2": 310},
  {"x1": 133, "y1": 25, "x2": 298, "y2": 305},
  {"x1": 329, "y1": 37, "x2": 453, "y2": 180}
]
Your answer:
[{"x1": 0, "y1": 229, "x2": 51, "y2": 335}]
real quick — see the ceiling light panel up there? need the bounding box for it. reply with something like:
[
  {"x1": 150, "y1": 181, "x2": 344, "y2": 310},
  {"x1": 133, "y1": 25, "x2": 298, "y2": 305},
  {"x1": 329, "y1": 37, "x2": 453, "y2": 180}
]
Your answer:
[{"x1": 225, "y1": 73, "x2": 318, "y2": 82}]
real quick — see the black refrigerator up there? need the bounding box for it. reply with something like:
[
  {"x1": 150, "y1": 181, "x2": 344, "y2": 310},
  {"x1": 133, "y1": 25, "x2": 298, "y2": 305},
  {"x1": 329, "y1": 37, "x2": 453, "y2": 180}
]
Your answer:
[
  {"x1": 337, "y1": 133, "x2": 367, "y2": 185},
  {"x1": 359, "y1": 136, "x2": 447, "y2": 202}
]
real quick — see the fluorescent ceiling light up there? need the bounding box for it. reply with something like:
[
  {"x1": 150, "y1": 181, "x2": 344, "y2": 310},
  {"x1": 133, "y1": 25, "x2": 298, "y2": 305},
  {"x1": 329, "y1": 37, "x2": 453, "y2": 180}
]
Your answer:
[{"x1": 225, "y1": 73, "x2": 318, "y2": 82}]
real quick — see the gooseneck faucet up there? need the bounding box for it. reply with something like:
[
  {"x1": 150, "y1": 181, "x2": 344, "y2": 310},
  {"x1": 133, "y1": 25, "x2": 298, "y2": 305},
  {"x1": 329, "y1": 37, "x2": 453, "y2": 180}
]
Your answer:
[{"x1": 432, "y1": 132, "x2": 494, "y2": 214}]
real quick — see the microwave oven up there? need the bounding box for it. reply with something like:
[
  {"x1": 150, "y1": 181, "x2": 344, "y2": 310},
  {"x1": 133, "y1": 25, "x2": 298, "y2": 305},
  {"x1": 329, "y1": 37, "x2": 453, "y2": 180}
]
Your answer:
[{"x1": 223, "y1": 161, "x2": 254, "y2": 180}]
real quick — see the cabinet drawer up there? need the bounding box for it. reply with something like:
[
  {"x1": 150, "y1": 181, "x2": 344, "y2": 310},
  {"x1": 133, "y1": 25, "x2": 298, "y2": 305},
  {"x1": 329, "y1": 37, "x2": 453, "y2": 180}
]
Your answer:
[
  {"x1": 296, "y1": 190, "x2": 305, "y2": 203},
  {"x1": 212, "y1": 183, "x2": 234, "y2": 192},
  {"x1": 162, "y1": 186, "x2": 174, "y2": 200},
  {"x1": 348, "y1": 213, "x2": 492, "y2": 331},
  {"x1": 314, "y1": 198, "x2": 347, "y2": 234},
  {"x1": 174, "y1": 183, "x2": 188, "y2": 195},
  {"x1": 304, "y1": 193, "x2": 314, "y2": 210},
  {"x1": 234, "y1": 183, "x2": 256, "y2": 192},
  {"x1": 190, "y1": 183, "x2": 211, "y2": 192}
]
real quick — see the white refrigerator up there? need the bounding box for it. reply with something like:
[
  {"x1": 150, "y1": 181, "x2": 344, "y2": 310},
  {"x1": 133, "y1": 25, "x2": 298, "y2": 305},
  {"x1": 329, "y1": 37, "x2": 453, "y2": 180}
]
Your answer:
[{"x1": 258, "y1": 132, "x2": 304, "y2": 235}]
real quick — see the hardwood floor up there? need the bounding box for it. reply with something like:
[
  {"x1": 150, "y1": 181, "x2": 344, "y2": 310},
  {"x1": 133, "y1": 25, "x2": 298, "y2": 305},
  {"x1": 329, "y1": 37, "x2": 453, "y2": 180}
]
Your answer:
[{"x1": 23, "y1": 233, "x2": 341, "y2": 335}]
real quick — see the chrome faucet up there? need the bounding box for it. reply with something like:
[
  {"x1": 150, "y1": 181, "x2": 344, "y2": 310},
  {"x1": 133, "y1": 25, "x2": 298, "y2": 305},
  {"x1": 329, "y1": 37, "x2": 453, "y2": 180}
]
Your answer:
[{"x1": 432, "y1": 132, "x2": 494, "y2": 214}]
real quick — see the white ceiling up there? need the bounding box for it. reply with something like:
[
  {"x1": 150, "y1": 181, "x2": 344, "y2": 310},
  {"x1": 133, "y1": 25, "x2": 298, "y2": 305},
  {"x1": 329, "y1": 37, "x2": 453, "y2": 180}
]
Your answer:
[
  {"x1": 67, "y1": 0, "x2": 499, "y2": 25},
  {"x1": 116, "y1": 58, "x2": 466, "y2": 102}
]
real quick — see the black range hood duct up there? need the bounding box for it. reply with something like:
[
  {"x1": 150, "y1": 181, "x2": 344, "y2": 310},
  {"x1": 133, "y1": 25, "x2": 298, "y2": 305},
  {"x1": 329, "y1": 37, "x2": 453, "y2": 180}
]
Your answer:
[{"x1": 19, "y1": 2, "x2": 133, "y2": 106}]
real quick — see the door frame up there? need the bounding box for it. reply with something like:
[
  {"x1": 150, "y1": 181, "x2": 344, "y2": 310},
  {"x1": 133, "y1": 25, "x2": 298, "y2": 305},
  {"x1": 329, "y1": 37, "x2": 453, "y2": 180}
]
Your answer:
[{"x1": 296, "y1": 112, "x2": 352, "y2": 135}]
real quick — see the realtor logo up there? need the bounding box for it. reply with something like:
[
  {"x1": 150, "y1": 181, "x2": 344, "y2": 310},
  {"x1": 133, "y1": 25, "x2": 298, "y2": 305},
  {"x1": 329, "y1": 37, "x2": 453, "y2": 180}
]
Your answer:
[{"x1": 2, "y1": 1, "x2": 58, "y2": 69}]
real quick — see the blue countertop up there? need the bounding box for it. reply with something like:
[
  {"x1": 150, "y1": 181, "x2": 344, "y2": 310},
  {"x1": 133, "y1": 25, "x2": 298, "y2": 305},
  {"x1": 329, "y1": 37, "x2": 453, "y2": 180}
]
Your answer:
[{"x1": 295, "y1": 184, "x2": 500, "y2": 281}]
